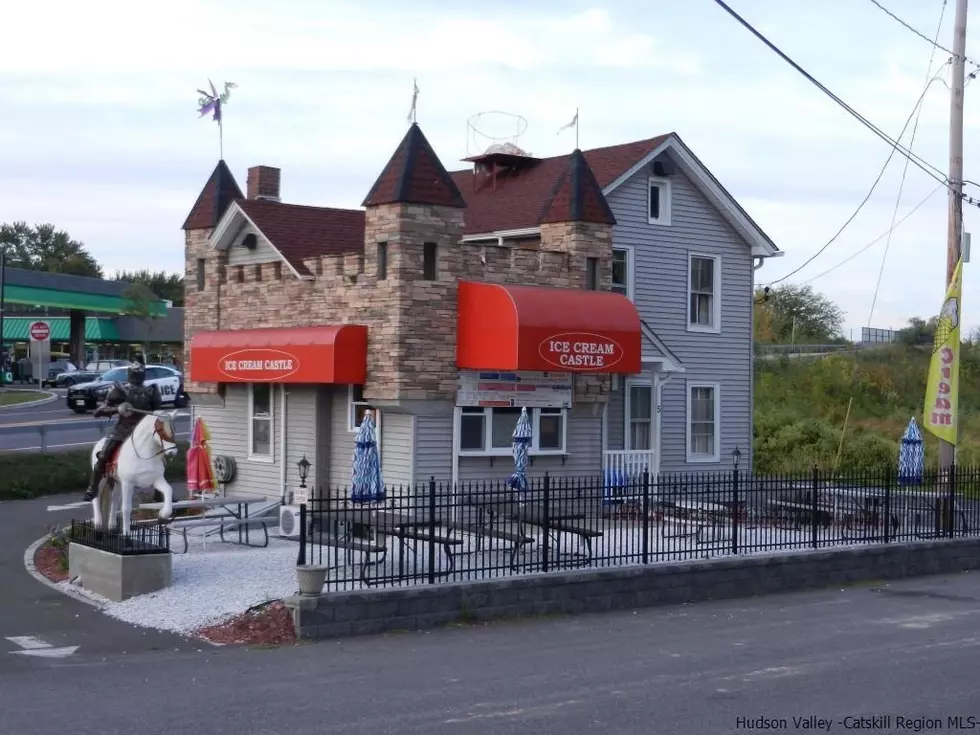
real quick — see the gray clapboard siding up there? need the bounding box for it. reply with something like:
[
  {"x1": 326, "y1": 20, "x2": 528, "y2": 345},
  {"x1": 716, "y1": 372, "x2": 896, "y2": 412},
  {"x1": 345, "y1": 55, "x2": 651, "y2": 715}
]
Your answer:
[
  {"x1": 328, "y1": 387, "x2": 356, "y2": 490},
  {"x1": 284, "y1": 386, "x2": 317, "y2": 492},
  {"x1": 227, "y1": 229, "x2": 284, "y2": 266},
  {"x1": 192, "y1": 384, "x2": 280, "y2": 499},
  {"x1": 606, "y1": 165, "x2": 754, "y2": 473},
  {"x1": 380, "y1": 411, "x2": 414, "y2": 490},
  {"x1": 606, "y1": 384, "x2": 625, "y2": 452},
  {"x1": 457, "y1": 406, "x2": 603, "y2": 483}
]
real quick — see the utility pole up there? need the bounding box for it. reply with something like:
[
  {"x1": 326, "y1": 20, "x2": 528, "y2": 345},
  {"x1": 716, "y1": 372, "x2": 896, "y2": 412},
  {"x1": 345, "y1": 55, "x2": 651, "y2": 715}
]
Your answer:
[{"x1": 940, "y1": 0, "x2": 969, "y2": 474}]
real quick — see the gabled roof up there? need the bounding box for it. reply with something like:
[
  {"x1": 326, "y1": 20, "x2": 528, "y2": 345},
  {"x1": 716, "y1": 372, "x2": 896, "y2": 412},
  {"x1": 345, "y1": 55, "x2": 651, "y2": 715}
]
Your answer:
[
  {"x1": 450, "y1": 136, "x2": 668, "y2": 234},
  {"x1": 539, "y1": 149, "x2": 616, "y2": 226},
  {"x1": 182, "y1": 160, "x2": 244, "y2": 231},
  {"x1": 362, "y1": 123, "x2": 466, "y2": 208},
  {"x1": 212, "y1": 199, "x2": 365, "y2": 277}
]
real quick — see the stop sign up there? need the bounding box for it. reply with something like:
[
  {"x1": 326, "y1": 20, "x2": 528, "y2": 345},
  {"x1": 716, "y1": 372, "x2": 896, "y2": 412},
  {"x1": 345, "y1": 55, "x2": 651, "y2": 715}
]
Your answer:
[{"x1": 29, "y1": 321, "x2": 50, "y2": 341}]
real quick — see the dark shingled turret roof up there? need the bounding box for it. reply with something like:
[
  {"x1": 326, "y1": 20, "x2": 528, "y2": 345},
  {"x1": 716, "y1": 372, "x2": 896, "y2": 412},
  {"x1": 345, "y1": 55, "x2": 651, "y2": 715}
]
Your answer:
[
  {"x1": 539, "y1": 149, "x2": 616, "y2": 226},
  {"x1": 182, "y1": 160, "x2": 244, "y2": 230},
  {"x1": 362, "y1": 124, "x2": 466, "y2": 209}
]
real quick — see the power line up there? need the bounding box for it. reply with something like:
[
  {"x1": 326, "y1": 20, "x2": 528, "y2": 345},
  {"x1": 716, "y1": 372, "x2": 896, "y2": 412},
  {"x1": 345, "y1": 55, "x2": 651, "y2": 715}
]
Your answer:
[
  {"x1": 865, "y1": 0, "x2": 980, "y2": 69},
  {"x1": 711, "y1": 0, "x2": 951, "y2": 187},
  {"x1": 866, "y1": 0, "x2": 949, "y2": 327},
  {"x1": 798, "y1": 184, "x2": 945, "y2": 287},
  {"x1": 761, "y1": 66, "x2": 947, "y2": 288}
]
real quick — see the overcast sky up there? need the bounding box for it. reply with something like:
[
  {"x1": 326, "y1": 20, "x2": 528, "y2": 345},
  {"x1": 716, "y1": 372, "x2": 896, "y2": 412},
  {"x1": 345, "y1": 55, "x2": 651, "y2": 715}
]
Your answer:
[{"x1": 2, "y1": 0, "x2": 979, "y2": 338}]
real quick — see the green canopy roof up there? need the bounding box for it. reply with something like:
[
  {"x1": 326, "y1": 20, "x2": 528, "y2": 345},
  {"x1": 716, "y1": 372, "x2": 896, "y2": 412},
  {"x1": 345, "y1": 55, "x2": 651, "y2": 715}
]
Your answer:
[
  {"x1": 3, "y1": 268, "x2": 168, "y2": 317},
  {"x1": 3, "y1": 317, "x2": 120, "y2": 342}
]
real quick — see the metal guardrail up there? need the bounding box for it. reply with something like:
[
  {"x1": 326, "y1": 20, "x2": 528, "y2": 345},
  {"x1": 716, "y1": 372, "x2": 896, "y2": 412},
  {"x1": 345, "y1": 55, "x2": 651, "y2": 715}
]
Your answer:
[{"x1": 0, "y1": 419, "x2": 112, "y2": 452}]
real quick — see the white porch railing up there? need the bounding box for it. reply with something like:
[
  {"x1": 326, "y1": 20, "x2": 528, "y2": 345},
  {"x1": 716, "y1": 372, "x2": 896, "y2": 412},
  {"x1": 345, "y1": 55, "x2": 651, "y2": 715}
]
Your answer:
[{"x1": 603, "y1": 450, "x2": 656, "y2": 502}]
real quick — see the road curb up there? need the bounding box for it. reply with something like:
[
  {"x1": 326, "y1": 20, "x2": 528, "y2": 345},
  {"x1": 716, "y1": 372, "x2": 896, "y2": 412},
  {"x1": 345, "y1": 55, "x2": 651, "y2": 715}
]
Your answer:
[
  {"x1": 0, "y1": 390, "x2": 59, "y2": 410},
  {"x1": 23, "y1": 533, "x2": 104, "y2": 610}
]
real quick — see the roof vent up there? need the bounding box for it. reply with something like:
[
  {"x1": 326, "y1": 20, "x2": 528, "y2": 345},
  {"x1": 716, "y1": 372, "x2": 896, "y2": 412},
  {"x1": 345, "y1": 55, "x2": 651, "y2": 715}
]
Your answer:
[{"x1": 241, "y1": 233, "x2": 258, "y2": 250}]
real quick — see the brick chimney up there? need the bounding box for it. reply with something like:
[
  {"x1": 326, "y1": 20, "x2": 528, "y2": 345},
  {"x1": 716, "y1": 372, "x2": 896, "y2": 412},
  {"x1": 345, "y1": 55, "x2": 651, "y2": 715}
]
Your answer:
[{"x1": 246, "y1": 166, "x2": 281, "y2": 201}]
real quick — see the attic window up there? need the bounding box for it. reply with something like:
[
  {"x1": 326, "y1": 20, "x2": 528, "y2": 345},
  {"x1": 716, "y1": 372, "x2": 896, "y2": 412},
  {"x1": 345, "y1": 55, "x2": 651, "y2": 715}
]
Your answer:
[
  {"x1": 254, "y1": 264, "x2": 262, "y2": 282},
  {"x1": 648, "y1": 177, "x2": 672, "y2": 226},
  {"x1": 423, "y1": 242, "x2": 437, "y2": 281}
]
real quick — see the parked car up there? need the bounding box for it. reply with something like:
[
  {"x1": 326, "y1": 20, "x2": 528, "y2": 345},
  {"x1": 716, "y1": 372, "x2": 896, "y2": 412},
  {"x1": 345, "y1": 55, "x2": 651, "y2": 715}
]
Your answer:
[
  {"x1": 85, "y1": 360, "x2": 129, "y2": 373},
  {"x1": 66, "y1": 364, "x2": 188, "y2": 414},
  {"x1": 55, "y1": 369, "x2": 100, "y2": 388},
  {"x1": 41, "y1": 360, "x2": 77, "y2": 388}
]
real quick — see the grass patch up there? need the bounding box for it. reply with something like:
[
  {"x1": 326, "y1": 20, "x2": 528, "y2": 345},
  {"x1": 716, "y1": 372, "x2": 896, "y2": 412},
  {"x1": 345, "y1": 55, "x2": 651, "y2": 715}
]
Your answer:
[
  {"x1": 0, "y1": 442, "x2": 188, "y2": 501},
  {"x1": 0, "y1": 390, "x2": 48, "y2": 407}
]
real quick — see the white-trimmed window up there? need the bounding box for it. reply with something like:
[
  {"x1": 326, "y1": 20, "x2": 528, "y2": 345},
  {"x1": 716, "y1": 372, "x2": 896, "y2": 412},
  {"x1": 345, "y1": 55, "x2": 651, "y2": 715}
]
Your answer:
[
  {"x1": 626, "y1": 381, "x2": 653, "y2": 451},
  {"x1": 611, "y1": 246, "x2": 633, "y2": 300},
  {"x1": 688, "y1": 253, "x2": 720, "y2": 332},
  {"x1": 648, "y1": 177, "x2": 671, "y2": 226},
  {"x1": 686, "y1": 382, "x2": 720, "y2": 463},
  {"x1": 459, "y1": 407, "x2": 567, "y2": 455},
  {"x1": 348, "y1": 385, "x2": 374, "y2": 432},
  {"x1": 248, "y1": 384, "x2": 274, "y2": 461}
]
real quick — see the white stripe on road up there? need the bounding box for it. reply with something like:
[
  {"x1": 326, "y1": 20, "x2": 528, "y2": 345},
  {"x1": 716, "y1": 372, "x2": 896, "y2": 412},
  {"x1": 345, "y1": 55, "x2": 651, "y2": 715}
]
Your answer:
[
  {"x1": 6, "y1": 636, "x2": 52, "y2": 649},
  {"x1": 7, "y1": 431, "x2": 190, "y2": 452},
  {"x1": 46, "y1": 502, "x2": 91, "y2": 511},
  {"x1": 5, "y1": 636, "x2": 79, "y2": 658}
]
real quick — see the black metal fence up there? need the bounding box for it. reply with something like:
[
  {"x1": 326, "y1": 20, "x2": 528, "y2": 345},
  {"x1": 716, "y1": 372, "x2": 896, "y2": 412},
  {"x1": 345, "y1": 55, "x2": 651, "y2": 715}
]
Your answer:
[
  {"x1": 70, "y1": 519, "x2": 171, "y2": 555},
  {"x1": 295, "y1": 464, "x2": 980, "y2": 591}
]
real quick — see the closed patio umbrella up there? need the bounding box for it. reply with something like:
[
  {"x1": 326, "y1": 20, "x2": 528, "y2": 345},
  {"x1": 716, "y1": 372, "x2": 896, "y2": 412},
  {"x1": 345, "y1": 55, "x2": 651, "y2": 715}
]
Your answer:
[
  {"x1": 898, "y1": 416, "x2": 924, "y2": 485},
  {"x1": 186, "y1": 416, "x2": 217, "y2": 497},
  {"x1": 508, "y1": 407, "x2": 532, "y2": 499},
  {"x1": 351, "y1": 411, "x2": 385, "y2": 504}
]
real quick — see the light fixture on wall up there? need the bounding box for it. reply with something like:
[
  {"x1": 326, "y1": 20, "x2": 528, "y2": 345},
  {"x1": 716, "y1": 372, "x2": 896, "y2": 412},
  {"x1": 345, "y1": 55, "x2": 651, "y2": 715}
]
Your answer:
[
  {"x1": 297, "y1": 454, "x2": 311, "y2": 488},
  {"x1": 731, "y1": 446, "x2": 741, "y2": 470}
]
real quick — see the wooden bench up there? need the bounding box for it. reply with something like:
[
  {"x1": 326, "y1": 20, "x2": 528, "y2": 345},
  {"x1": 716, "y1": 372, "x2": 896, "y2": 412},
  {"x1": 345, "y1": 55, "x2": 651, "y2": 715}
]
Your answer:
[
  {"x1": 453, "y1": 523, "x2": 536, "y2": 570},
  {"x1": 520, "y1": 519, "x2": 603, "y2": 565},
  {"x1": 660, "y1": 514, "x2": 729, "y2": 544},
  {"x1": 766, "y1": 500, "x2": 835, "y2": 529},
  {"x1": 385, "y1": 528, "x2": 465, "y2": 574},
  {"x1": 318, "y1": 535, "x2": 389, "y2": 583},
  {"x1": 168, "y1": 516, "x2": 270, "y2": 553}
]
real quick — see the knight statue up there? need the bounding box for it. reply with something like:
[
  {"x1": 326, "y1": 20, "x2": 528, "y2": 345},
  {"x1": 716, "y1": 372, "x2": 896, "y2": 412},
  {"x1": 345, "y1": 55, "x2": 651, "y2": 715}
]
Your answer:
[{"x1": 83, "y1": 361, "x2": 163, "y2": 501}]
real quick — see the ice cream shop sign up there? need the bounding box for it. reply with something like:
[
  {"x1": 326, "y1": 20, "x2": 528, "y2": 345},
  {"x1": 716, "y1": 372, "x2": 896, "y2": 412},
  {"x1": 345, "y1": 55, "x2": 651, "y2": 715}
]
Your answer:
[
  {"x1": 538, "y1": 333, "x2": 624, "y2": 371},
  {"x1": 219, "y1": 350, "x2": 299, "y2": 381}
]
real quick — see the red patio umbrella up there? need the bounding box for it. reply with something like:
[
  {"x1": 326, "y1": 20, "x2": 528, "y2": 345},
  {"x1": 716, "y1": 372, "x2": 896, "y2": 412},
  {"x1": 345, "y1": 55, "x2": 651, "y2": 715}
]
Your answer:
[{"x1": 187, "y1": 416, "x2": 217, "y2": 497}]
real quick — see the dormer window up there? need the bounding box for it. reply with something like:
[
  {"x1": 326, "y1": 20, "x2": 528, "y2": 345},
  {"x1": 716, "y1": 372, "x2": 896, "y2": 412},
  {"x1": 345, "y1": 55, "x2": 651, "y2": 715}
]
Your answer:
[{"x1": 648, "y1": 177, "x2": 672, "y2": 226}]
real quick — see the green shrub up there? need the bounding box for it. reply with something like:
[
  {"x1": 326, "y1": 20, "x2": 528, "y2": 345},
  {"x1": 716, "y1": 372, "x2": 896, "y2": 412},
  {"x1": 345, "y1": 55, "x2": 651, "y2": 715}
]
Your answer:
[{"x1": 0, "y1": 442, "x2": 188, "y2": 501}]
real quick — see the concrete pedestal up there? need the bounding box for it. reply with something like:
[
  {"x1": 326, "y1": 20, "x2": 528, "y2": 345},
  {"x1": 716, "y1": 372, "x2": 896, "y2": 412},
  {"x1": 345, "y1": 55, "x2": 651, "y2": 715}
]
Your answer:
[{"x1": 68, "y1": 542, "x2": 172, "y2": 602}]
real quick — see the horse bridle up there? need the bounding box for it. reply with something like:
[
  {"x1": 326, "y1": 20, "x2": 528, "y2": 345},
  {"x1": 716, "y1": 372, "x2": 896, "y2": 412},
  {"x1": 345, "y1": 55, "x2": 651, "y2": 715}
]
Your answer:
[{"x1": 127, "y1": 412, "x2": 177, "y2": 461}]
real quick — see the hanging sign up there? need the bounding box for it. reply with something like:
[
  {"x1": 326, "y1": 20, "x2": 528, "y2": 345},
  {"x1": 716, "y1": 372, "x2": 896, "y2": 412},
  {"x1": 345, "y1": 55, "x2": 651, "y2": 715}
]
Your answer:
[
  {"x1": 456, "y1": 370, "x2": 572, "y2": 408},
  {"x1": 538, "y1": 332, "x2": 624, "y2": 371}
]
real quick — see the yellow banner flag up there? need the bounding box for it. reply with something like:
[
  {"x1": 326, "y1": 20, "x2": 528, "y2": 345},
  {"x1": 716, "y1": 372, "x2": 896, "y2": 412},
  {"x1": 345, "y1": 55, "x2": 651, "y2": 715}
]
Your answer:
[{"x1": 923, "y1": 258, "x2": 963, "y2": 443}]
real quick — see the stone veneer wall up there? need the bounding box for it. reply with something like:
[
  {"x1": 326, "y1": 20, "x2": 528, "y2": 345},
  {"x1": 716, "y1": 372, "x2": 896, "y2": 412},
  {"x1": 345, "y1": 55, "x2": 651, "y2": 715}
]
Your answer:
[{"x1": 184, "y1": 207, "x2": 616, "y2": 404}]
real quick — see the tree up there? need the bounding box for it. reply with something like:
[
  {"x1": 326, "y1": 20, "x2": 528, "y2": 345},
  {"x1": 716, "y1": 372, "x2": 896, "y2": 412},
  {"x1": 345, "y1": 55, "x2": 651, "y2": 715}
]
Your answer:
[
  {"x1": 896, "y1": 316, "x2": 939, "y2": 347},
  {"x1": 122, "y1": 283, "x2": 161, "y2": 358},
  {"x1": 113, "y1": 269, "x2": 184, "y2": 307},
  {"x1": 753, "y1": 284, "x2": 845, "y2": 344},
  {"x1": 0, "y1": 222, "x2": 103, "y2": 277}
]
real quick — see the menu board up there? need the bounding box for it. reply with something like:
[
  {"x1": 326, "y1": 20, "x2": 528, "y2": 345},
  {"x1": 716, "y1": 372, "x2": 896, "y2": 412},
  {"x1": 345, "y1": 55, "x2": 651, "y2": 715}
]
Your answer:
[{"x1": 456, "y1": 370, "x2": 573, "y2": 409}]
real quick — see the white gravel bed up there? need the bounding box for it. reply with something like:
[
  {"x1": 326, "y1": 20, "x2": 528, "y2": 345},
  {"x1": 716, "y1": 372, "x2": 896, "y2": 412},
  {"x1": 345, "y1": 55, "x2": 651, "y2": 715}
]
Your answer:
[{"x1": 60, "y1": 538, "x2": 301, "y2": 636}]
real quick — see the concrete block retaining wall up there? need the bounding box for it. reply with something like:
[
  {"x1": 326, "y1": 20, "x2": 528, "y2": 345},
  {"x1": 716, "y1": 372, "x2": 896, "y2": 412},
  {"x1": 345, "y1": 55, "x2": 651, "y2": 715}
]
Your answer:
[{"x1": 284, "y1": 538, "x2": 980, "y2": 640}]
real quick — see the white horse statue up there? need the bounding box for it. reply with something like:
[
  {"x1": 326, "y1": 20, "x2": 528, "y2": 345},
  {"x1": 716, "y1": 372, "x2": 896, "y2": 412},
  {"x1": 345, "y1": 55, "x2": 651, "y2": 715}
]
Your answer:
[{"x1": 90, "y1": 407, "x2": 180, "y2": 537}]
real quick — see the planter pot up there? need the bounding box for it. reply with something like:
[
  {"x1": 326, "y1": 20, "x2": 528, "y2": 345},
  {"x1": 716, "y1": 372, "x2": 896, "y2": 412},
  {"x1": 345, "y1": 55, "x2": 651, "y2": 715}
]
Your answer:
[{"x1": 295, "y1": 564, "x2": 328, "y2": 596}]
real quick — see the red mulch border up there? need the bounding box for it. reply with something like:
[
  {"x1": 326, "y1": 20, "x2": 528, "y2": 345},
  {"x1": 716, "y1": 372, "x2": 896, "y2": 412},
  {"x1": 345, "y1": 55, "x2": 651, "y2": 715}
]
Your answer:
[
  {"x1": 195, "y1": 601, "x2": 297, "y2": 646},
  {"x1": 33, "y1": 542, "x2": 68, "y2": 583}
]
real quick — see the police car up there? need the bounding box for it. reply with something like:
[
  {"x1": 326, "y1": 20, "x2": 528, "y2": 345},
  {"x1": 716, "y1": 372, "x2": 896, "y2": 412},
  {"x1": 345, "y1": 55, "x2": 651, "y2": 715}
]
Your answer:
[{"x1": 65, "y1": 364, "x2": 187, "y2": 414}]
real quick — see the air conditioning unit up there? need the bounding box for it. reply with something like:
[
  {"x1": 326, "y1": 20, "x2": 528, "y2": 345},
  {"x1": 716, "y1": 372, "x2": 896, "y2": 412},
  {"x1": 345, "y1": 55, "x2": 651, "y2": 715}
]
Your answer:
[{"x1": 278, "y1": 505, "x2": 304, "y2": 539}]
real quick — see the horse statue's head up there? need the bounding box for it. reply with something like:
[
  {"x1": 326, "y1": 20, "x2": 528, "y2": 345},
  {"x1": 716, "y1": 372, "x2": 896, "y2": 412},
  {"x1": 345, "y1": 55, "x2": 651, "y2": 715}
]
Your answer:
[{"x1": 151, "y1": 410, "x2": 180, "y2": 460}]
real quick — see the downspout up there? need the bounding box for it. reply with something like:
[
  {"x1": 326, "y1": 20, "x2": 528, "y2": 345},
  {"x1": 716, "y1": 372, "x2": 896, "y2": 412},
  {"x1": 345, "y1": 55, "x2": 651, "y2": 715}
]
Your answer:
[
  {"x1": 656, "y1": 372, "x2": 675, "y2": 480},
  {"x1": 279, "y1": 385, "x2": 287, "y2": 503}
]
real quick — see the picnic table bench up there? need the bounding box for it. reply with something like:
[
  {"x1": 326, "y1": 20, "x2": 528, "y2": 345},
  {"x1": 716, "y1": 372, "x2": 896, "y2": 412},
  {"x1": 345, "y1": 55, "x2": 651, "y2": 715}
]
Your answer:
[
  {"x1": 140, "y1": 497, "x2": 272, "y2": 553},
  {"x1": 660, "y1": 500, "x2": 731, "y2": 544}
]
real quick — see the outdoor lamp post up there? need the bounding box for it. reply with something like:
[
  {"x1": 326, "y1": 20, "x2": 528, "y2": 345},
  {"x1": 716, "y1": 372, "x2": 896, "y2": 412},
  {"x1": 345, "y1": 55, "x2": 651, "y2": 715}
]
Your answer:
[
  {"x1": 732, "y1": 446, "x2": 741, "y2": 469},
  {"x1": 297, "y1": 454, "x2": 311, "y2": 488}
]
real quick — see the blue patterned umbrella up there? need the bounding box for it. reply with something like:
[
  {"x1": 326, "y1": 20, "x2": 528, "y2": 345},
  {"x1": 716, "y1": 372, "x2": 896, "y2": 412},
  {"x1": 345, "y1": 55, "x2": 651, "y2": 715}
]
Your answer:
[
  {"x1": 508, "y1": 407, "x2": 532, "y2": 498},
  {"x1": 351, "y1": 412, "x2": 385, "y2": 504},
  {"x1": 898, "y1": 416, "x2": 924, "y2": 485}
]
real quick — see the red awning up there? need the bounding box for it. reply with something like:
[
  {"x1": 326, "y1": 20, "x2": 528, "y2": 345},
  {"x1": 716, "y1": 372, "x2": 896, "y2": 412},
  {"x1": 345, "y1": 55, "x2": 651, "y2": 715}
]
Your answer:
[
  {"x1": 456, "y1": 281, "x2": 642, "y2": 374},
  {"x1": 190, "y1": 325, "x2": 367, "y2": 384}
]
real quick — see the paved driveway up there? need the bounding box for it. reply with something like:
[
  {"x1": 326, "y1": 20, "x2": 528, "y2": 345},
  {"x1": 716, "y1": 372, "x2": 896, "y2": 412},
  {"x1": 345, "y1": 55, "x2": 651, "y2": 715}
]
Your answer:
[{"x1": 0, "y1": 489, "x2": 197, "y2": 667}]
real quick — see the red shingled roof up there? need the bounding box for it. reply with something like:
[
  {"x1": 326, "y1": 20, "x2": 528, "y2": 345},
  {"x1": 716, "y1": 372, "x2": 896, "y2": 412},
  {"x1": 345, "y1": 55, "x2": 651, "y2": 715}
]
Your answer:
[
  {"x1": 450, "y1": 134, "x2": 670, "y2": 234},
  {"x1": 182, "y1": 160, "x2": 244, "y2": 231},
  {"x1": 362, "y1": 123, "x2": 466, "y2": 208},
  {"x1": 539, "y1": 149, "x2": 616, "y2": 226},
  {"x1": 238, "y1": 199, "x2": 365, "y2": 276}
]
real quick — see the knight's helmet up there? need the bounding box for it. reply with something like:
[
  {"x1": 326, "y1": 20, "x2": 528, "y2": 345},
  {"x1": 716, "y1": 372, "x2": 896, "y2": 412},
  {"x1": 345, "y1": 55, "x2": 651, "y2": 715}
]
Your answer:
[{"x1": 127, "y1": 361, "x2": 146, "y2": 386}]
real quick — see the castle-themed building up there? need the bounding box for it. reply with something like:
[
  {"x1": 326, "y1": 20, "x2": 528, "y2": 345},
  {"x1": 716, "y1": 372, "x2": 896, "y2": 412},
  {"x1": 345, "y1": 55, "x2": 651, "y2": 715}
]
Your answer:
[{"x1": 183, "y1": 122, "x2": 779, "y2": 499}]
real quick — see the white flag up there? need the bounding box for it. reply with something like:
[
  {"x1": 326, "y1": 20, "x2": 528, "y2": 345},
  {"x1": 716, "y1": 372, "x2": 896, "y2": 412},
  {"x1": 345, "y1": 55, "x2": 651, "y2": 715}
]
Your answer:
[
  {"x1": 557, "y1": 111, "x2": 578, "y2": 134},
  {"x1": 407, "y1": 79, "x2": 420, "y2": 123}
]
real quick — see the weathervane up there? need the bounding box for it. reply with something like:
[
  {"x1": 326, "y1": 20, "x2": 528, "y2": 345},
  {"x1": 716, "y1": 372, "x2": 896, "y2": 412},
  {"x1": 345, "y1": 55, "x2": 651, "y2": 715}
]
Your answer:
[{"x1": 197, "y1": 79, "x2": 237, "y2": 159}]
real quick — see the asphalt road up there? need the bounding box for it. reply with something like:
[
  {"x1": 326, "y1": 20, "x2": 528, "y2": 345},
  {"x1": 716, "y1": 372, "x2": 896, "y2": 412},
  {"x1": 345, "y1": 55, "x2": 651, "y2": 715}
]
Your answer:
[
  {"x1": 0, "y1": 392, "x2": 191, "y2": 451},
  {"x1": 4, "y1": 493, "x2": 980, "y2": 735}
]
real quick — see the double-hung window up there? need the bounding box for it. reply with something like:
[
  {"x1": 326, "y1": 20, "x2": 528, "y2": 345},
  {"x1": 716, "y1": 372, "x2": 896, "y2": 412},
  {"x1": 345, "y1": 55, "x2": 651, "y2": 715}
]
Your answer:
[
  {"x1": 688, "y1": 253, "x2": 720, "y2": 332},
  {"x1": 648, "y1": 177, "x2": 671, "y2": 225},
  {"x1": 459, "y1": 407, "x2": 566, "y2": 455},
  {"x1": 687, "y1": 382, "x2": 720, "y2": 462},
  {"x1": 627, "y1": 382, "x2": 653, "y2": 451},
  {"x1": 248, "y1": 384, "x2": 274, "y2": 461},
  {"x1": 611, "y1": 247, "x2": 632, "y2": 300}
]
